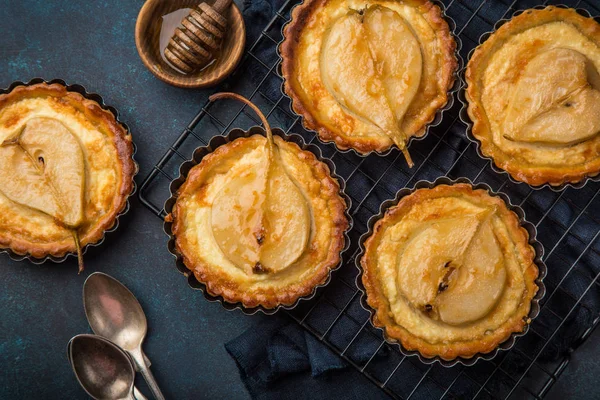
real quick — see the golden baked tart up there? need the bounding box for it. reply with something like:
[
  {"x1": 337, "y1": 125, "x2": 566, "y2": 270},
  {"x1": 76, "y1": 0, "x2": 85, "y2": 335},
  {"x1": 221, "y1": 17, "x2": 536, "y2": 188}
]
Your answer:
[
  {"x1": 281, "y1": 0, "x2": 457, "y2": 164},
  {"x1": 0, "y1": 82, "x2": 136, "y2": 270},
  {"x1": 167, "y1": 93, "x2": 349, "y2": 309},
  {"x1": 466, "y1": 7, "x2": 600, "y2": 187},
  {"x1": 361, "y1": 183, "x2": 540, "y2": 360}
]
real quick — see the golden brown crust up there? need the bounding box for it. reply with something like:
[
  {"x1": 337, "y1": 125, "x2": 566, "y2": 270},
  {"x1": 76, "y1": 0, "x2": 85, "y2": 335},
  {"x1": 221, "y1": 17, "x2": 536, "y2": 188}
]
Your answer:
[
  {"x1": 361, "y1": 184, "x2": 539, "y2": 360},
  {"x1": 466, "y1": 7, "x2": 600, "y2": 187},
  {"x1": 281, "y1": 0, "x2": 457, "y2": 154},
  {"x1": 0, "y1": 82, "x2": 136, "y2": 259},
  {"x1": 170, "y1": 135, "x2": 348, "y2": 309}
]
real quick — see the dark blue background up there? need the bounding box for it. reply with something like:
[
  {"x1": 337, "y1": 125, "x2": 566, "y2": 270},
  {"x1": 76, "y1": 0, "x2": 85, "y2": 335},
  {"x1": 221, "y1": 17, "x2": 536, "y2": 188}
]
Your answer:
[
  {"x1": 0, "y1": 0, "x2": 261, "y2": 398},
  {"x1": 0, "y1": 0, "x2": 598, "y2": 399}
]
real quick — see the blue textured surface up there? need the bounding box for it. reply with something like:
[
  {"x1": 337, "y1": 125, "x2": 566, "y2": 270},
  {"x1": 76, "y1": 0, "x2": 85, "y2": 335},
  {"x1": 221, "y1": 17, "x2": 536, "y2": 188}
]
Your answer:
[
  {"x1": 0, "y1": 0, "x2": 260, "y2": 398},
  {"x1": 1, "y1": 0, "x2": 600, "y2": 399}
]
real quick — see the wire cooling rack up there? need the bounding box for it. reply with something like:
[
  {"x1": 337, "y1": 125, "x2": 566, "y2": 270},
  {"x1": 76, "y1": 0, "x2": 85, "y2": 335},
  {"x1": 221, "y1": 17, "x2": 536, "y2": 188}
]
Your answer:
[{"x1": 139, "y1": 0, "x2": 600, "y2": 398}]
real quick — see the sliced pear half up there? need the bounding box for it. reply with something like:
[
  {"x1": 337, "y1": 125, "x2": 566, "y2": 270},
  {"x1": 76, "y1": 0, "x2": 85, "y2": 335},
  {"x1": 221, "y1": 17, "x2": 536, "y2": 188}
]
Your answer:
[
  {"x1": 363, "y1": 6, "x2": 423, "y2": 127},
  {"x1": 0, "y1": 117, "x2": 86, "y2": 272},
  {"x1": 503, "y1": 48, "x2": 600, "y2": 146},
  {"x1": 435, "y1": 215, "x2": 506, "y2": 325},
  {"x1": 211, "y1": 164, "x2": 268, "y2": 272},
  {"x1": 209, "y1": 93, "x2": 311, "y2": 276},
  {"x1": 319, "y1": 6, "x2": 423, "y2": 166},
  {"x1": 397, "y1": 208, "x2": 506, "y2": 325}
]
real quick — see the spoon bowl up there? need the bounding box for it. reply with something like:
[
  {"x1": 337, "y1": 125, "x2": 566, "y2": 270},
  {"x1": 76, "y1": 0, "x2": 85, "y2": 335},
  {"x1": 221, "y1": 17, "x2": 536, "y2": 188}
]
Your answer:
[
  {"x1": 68, "y1": 334, "x2": 136, "y2": 400},
  {"x1": 83, "y1": 272, "x2": 147, "y2": 352}
]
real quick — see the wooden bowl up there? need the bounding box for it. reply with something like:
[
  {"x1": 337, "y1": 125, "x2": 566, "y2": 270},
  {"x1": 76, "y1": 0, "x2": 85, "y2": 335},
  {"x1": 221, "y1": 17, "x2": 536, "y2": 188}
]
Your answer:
[{"x1": 135, "y1": 0, "x2": 246, "y2": 89}]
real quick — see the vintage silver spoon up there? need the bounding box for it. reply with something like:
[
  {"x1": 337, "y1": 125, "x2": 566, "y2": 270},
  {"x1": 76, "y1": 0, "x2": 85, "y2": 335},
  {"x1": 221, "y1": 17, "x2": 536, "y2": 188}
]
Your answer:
[
  {"x1": 83, "y1": 272, "x2": 165, "y2": 400},
  {"x1": 68, "y1": 334, "x2": 147, "y2": 400}
]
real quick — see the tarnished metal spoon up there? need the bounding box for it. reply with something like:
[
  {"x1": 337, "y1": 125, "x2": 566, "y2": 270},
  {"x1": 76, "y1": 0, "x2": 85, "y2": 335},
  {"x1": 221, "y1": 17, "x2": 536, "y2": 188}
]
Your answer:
[
  {"x1": 83, "y1": 272, "x2": 165, "y2": 400},
  {"x1": 68, "y1": 334, "x2": 147, "y2": 400}
]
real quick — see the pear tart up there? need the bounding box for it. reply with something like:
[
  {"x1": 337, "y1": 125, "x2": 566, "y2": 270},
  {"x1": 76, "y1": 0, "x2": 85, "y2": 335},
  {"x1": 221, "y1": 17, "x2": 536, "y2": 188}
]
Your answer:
[
  {"x1": 361, "y1": 184, "x2": 539, "y2": 360},
  {"x1": 282, "y1": 0, "x2": 457, "y2": 162},
  {"x1": 466, "y1": 7, "x2": 600, "y2": 187},
  {"x1": 0, "y1": 83, "x2": 135, "y2": 268},
  {"x1": 168, "y1": 93, "x2": 348, "y2": 309}
]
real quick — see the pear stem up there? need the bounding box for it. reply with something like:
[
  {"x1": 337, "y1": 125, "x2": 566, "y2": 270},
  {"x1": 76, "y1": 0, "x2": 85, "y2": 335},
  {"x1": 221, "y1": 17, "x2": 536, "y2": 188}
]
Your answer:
[
  {"x1": 401, "y1": 147, "x2": 414, "y2": 168},
  {"x1": 208, "y1": 92, "x2": 274, "y2": 157},
  {"x1": 72, "y1": 230, "x2": 84, "y2": 274}
]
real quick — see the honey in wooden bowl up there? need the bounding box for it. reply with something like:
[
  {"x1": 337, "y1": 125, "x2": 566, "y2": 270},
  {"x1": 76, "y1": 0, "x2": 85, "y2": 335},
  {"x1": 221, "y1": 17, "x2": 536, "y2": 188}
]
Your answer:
[{"x1": 135, "y1": 0, "x2": 246, "y2": 88}]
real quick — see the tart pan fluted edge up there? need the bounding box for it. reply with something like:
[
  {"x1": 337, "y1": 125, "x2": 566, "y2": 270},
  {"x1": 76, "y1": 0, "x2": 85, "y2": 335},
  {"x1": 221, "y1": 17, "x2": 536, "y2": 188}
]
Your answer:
[
  {"x1": 163, "y1": 126, "x2": 352, "y2": 315},
  {"x1": 278, "y1": 0, "x2": 463, "y2": 158},
  {"x1": 355, "y1": 176, "x2": 546, "y2": 367},
  {"x1": 460, "y1": 5, "x2": 600, "y2": 191},
  {"x1": 0, "y1": 78, "x2": 139, "y2": 266}
]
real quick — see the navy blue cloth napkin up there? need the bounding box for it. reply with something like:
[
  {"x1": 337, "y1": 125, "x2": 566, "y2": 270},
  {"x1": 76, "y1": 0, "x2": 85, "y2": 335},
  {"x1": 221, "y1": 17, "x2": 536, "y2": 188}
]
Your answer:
[{"x1": 225, "y1": 314, "x2": 387, "y2": 400}]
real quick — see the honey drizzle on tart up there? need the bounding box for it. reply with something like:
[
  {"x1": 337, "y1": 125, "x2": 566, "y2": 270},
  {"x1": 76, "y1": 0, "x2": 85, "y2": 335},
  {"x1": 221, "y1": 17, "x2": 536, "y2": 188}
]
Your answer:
[
  {"x1": 281, "y1": 0, "x2": 457, "y2": 157},
  {"x1": 169, "y1": 93, "x2": 348, "y2": 309},
  {"x1": 361, "y1": 184, "x2": 539, "y2": 360},
  {"x1": 466, "y1": 7, "x2": 600, "y2": 186},
  {"x1": 0, "y1": 83, "x2": 135, "y2": 264}
]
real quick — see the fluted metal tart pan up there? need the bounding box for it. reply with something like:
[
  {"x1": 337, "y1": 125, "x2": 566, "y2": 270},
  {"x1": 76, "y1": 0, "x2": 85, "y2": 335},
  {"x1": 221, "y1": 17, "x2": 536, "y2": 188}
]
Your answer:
[
  {"x1": 355, "y1": 176, "x2": 547, "y2": 367},
  {"x1": 278, "y1": 0, "x2": 464, "y2": 158},
  {"x1": 0, "y1": 78, "x2": 139, "y2": 266},
  {"x1": 458, "y1": 5, "x2": 600, "y2": 191},
  {"x1": 163, "y1": 126, "x2": 353, "y2": 315}
]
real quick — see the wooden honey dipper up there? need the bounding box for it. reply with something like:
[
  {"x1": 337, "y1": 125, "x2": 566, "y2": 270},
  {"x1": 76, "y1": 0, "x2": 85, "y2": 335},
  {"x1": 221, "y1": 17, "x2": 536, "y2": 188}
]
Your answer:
[{"x1": 164, "y1": 0, "x2": 233, "y2": 74}]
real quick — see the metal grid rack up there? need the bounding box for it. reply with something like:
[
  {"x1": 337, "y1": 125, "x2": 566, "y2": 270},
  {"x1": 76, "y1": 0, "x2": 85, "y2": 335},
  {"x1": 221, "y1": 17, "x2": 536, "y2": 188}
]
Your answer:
[{"x1": 139, "y1": 0, "x2": 600, "y2": 398}]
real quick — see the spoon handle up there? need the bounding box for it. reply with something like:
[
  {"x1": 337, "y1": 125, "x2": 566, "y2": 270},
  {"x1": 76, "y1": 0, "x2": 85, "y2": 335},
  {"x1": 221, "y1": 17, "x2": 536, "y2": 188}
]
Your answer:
[
  {"x1": 134, "y1": 386, "x2": 148, "y2": 400},
  {"x1": 130, "y1": 348, "x2": 165, "y2": 400}
]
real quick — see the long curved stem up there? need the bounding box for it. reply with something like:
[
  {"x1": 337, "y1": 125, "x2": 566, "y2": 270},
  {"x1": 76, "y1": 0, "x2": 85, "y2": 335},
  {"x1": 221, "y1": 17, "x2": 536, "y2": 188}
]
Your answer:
[
  {"x1": 72, "y1": 230, "x2": 84, "y2": 274},
  {"x1": 208, "y1": 92, "x2": 274, "y2": 157},
  {"x1": 401, "y1": 147, "x2": 414, "y2": 168}
]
